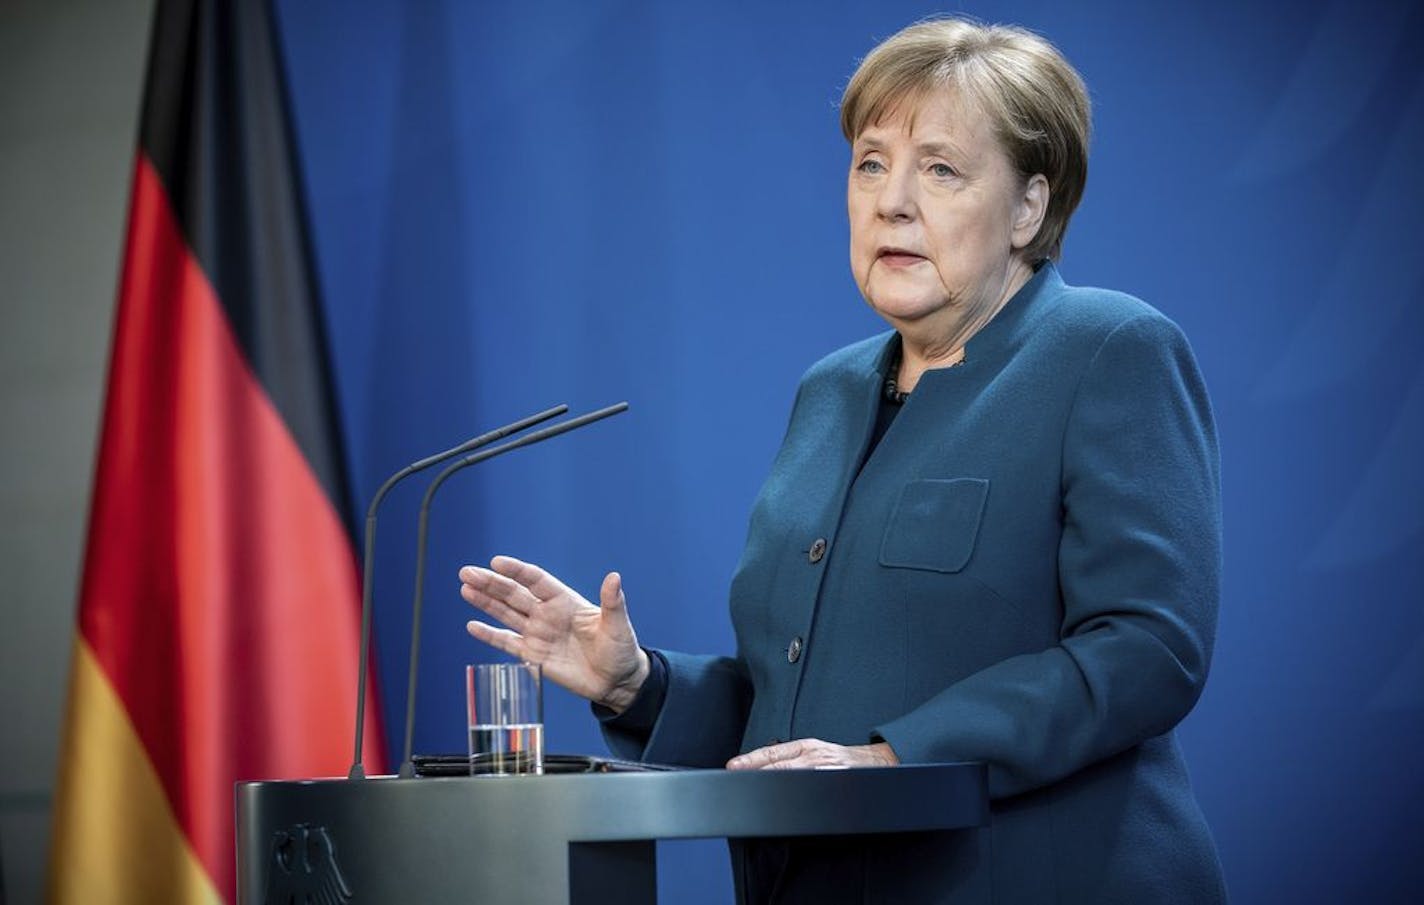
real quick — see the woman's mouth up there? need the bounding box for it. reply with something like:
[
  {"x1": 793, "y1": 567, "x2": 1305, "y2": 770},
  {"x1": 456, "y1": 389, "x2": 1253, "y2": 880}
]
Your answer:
[{"x1": 877, "y1": 247, "x2": 928, "y2": 268}]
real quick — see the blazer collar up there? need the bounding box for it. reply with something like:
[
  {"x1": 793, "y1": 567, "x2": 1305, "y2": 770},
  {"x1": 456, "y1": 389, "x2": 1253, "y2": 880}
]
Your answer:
[{"x1": 964, "y1": 260, "x2": 1063, "y2": 363}]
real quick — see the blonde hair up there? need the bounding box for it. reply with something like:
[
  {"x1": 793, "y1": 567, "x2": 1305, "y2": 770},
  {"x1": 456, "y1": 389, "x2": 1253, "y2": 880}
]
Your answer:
[{"x1": 840, "y1": 18, "x2": 1091, "y2": 262}]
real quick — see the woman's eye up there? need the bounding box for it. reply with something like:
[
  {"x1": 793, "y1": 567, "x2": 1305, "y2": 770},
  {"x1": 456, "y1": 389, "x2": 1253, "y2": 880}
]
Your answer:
[
  {"x1": 929, "y1": 163, "x2": 956, "y2": 178},
  {"x1": 856, "y1": 159, "x2": 885, "y2": 174}
]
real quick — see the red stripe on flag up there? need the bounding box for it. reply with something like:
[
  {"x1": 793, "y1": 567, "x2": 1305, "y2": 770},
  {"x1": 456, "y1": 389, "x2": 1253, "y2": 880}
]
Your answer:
[{"x1": 76, "y1": 152, "x2": 385, "y2": 901}]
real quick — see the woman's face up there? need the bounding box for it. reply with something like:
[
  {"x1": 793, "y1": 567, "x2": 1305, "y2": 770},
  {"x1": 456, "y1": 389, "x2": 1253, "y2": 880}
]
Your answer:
[{"x1": 847, "y1": 89, "x2": 1041, "y2": 335}]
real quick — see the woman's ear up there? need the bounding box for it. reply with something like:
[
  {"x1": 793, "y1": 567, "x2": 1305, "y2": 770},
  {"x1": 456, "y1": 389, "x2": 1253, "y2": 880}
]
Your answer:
[{"x1": 1011, "y1": 173, "x2": 1050, "y2": 250}]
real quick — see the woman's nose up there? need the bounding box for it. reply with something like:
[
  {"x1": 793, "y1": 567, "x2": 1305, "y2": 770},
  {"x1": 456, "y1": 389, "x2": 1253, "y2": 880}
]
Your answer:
[{"x1": 876, "y1": 167, "x2": 917, "y2": 222}]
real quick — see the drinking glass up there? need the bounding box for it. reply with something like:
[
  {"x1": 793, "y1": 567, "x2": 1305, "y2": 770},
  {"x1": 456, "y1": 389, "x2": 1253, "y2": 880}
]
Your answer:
[{"x1": 466, "y1": 662, "x2": 544, "y2": 775}]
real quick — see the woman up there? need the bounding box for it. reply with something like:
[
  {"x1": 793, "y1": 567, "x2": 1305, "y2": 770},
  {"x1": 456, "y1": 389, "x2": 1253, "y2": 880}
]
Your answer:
[{"x1": 460, "y1": 17, "x2": 1226, "y2": 904}]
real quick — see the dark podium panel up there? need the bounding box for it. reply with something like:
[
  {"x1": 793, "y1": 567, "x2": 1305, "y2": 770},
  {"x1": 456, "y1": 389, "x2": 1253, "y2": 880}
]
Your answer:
[{"x1": 237, "y1": 764, "x2": 987, "y2": 904}]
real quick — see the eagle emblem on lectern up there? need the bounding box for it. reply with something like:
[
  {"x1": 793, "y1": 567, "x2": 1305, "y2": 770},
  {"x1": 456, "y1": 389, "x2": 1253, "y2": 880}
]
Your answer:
[{"x1": 262, "y1": 823, "x2": 353, "y2": 905}]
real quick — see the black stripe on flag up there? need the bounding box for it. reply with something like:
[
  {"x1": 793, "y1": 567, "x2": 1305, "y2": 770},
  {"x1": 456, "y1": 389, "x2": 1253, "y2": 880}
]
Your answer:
[{"x1": 136, "y1": 0, "x2": 355, "y2": 532}]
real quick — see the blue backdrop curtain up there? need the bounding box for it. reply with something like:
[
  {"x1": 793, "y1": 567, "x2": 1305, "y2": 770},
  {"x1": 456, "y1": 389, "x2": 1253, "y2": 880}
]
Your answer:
[{"x1": 272, "y1": 1, "x2": 1424, "y2": 901}]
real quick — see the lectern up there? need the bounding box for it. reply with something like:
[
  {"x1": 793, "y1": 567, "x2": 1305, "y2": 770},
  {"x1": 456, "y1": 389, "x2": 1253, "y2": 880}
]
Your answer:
[{"x1": 236, "y1": 763, "x2": 987, "y2": 904}]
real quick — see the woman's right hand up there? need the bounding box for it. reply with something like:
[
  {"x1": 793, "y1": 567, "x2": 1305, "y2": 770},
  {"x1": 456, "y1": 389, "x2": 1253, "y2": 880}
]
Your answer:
[{"x1": 459, "y1": 555, "x2": 650, "y2": 713}]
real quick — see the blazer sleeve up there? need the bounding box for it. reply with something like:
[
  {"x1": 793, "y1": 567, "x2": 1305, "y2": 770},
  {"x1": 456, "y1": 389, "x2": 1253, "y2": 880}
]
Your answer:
[
  {"x1": 600, "y1": 649, "x2": 753, "y2": 767},
  {"x1": 873, "y1": 313, "x2": 1221, "y2": 798}
]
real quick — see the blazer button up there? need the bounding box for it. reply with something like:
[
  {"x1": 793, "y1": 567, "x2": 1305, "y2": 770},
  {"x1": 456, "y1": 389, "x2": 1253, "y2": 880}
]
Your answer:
[
  {"x1": 787, "y1": 636, "x2": 803, "y2": 663},
  {"x1": 808, "y1": 538, "x2": 827, "y2": 564}
]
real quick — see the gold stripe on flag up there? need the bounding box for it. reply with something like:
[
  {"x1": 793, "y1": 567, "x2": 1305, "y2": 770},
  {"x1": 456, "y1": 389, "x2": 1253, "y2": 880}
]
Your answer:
[{"x1": 48, "y1": 638, "x2": 222, "y2": 905}]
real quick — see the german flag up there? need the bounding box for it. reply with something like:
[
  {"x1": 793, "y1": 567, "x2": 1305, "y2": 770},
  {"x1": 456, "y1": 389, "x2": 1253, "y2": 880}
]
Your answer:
[{"x1": 47, "y1": 1, "x2": 386, "y2": 901}]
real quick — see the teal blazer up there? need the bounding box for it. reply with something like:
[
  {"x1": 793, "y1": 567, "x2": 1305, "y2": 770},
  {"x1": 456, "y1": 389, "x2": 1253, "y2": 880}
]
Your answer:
[{"x1": 605, "y1": 264, "x2": 1227, "y2": 903}]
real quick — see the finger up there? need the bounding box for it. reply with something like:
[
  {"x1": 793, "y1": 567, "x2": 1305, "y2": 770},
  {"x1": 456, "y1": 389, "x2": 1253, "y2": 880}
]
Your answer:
[
  {"x1": 599, "y1": 572, "x2": 628, "y2": 623},
  {"x1": 762, "y1": 740, "x2": 845, "y2": 770},
  {"x1": 465, "y1": 620, "x2": 526, "y2": 659},
  {"x1": 726, "y1": 739, "x2": 809, "y2": 770},
  {"x1": 459, "y1": 565, "x2": 540, "y2": 615},
  {"x1": 459, "y1": 583, "x2": 529, "y2": 631},
  {"x1": 459, "y1": 564, "x2": 531, "y2": 603},
  {"x1": 765, "y1": 754, "x2": 847, "y2": 770},
  {"x1": 600, "y1": 571, "x2": 623, "y2": 608},
  {"x1": 490, "y1": 555, "x2": 574, "y2": 602}
]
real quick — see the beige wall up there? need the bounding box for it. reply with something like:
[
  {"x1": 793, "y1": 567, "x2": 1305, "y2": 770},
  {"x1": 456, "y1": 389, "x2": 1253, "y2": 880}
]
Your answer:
[{"x1": 0, "y1": 1, "x2": 153, "y2": 902}]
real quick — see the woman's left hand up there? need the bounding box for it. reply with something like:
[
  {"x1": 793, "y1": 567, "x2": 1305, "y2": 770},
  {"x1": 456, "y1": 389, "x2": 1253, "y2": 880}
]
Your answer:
[{"x1": 726, "y1": 739, "x2": 899, "y2": 770}]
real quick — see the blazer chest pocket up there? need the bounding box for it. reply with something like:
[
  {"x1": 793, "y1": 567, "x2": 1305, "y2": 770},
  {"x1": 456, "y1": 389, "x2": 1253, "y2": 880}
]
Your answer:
[{"x1": 879, "y1": 478, "x2": 989, "y2": 573}]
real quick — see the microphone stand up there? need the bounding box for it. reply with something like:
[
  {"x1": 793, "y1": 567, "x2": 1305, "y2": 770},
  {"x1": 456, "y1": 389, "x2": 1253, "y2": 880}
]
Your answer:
[
  {"x1": 397, "y1": 402, "x2": 629, "y2": 778},
  {"x1": 347, "y1": 404, "x2": 569, "y2": 780}
]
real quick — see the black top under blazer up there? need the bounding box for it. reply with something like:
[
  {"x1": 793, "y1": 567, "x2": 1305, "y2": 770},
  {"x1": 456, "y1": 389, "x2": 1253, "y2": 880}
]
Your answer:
[{"x1": 604, "y1": 263, "x2": 1228, "y2": 903}]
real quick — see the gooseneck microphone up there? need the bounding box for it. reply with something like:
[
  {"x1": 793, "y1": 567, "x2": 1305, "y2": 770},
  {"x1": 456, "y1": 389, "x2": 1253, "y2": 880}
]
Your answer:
[
  {"x1": 347, "y1": 404, "x2": 569, "y2": 781},
  {"x1": 397, "y1": 401, "x2": 630, "y2": 778}
]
